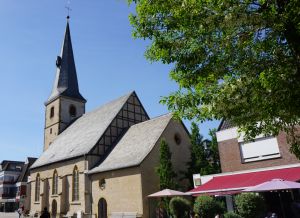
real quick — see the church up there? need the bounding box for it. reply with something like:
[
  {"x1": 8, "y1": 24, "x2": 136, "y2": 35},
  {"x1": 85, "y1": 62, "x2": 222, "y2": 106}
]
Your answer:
[{"x1": 29, "y1": 17, "x2": 191, "y2": 218}]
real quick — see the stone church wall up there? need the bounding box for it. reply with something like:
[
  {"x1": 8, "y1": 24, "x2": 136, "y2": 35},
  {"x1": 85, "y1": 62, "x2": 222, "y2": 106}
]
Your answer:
[
  {"x1": 90, "y1": 167, "x2": 143, "y2": 217},
  {"x1": 30, "y1": 157, "x2": 88, "y2": 217}
]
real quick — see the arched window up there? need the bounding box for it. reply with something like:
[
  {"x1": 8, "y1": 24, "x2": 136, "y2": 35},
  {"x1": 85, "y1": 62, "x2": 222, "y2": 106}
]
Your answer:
[
  {"x1": 52, "y1": 170, "x2": 58, "y2": 195},
  {"x1": 69, "y1": 105, "x2": 76, "y2": 117},
  {"x1": 72, "y1": 166, "x2": 79, "y2": 201},
  {"x1": 50, "y1": 106, "x2": 55, "y2": 118},
  {"x1": 35, "y1": 174, "x2": 40, "y2": 202},
  {"x1": 52, "y1": 199, "x2": 57, "y2": 217},
  {"x1": 98, "y1": 198, "x2": 108, "y2": 218}
]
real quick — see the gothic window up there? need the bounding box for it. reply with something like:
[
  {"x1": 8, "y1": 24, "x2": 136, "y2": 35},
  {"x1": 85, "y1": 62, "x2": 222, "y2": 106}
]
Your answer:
[
  {"x1": 72, "y1": 166, "x2": 79, "y2": 201},
  {"x1": 35, "y1": 174, "x2": 40, "y2": 202},
  {"x1": 69, "y1": 105, "x2": 76, "y2": 117},
  {"x1": 50, "y1": 107, "x2": 55, "y2": 118},
  {"x1": 52, "y1": 170, "x2": 58, "y2": 195}
]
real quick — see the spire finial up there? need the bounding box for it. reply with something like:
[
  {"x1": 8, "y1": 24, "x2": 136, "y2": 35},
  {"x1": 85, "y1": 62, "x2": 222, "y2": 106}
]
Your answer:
[{"x1": 65, "y1": 0, "x2": 72, "y2": 20}]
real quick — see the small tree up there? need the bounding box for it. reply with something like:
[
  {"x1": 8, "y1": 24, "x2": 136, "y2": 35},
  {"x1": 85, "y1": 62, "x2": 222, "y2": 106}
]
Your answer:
[
  {"x1": 235, "y1": 193, "x2": 266, "y2": 218},
  {"x1": 156, "y1": 139, "x2": 177, "y2": 190},
  {"x1": 208, "y1": 129, "x2": 221, "y2": 174},
  {"x1": 169, "y1": 197, "x2": 191, "y2": 218},
  {"x1": 156, "y1": 139, "x2": 177, "y2": 215},
  {"x1": 194, "y1": 196, "x2": 225, "y2": 218},
  {"x1": 186, "y1": 122, "x2": 212, "y2": 188}
]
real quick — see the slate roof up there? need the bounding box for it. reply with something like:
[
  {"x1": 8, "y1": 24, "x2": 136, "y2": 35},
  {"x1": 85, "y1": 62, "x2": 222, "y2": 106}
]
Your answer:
[
  {"x1": 218, "y1": 119, "x2": 235, "y2": 131},
  {"x1": 46, "y1": 20, "x2": 86, "y2": 104},
  {"x1": 88, "y1": 113, "x2": 173, "y2": 174},
  {"x1": 0, "y1": 161, "x2": 24, "y2": 172},
  {"x1": 17, "y1": 157, "x2": 37, "y2": 183},
  {"x1": 31, "y1": 92, "x2": 133, "y2": 169}
]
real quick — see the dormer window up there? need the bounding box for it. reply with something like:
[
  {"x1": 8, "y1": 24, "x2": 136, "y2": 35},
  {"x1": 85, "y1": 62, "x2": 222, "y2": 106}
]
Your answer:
[
  {"x1": 69, "y1": 105, "x2": 76, "y2": 117},
  {"x1": 50, "y1": 107, "x2": 55, "y2": 118}
]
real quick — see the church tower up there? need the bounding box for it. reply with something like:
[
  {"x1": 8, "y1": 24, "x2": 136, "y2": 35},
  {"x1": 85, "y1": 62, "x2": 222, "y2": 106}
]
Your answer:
[{"x1": 44, "y1": 18, "x2": 86, "y2": 151}]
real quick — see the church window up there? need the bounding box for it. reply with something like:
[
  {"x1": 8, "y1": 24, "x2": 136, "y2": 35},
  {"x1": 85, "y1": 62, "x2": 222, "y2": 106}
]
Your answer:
[
  {"x1": 50, "y1": 107, "x2": 55, "y2": 118},
  {"x1": 69, "y1": 105, "x2": 76, "y2": 117},
  {"x1": 72, "y1": 166, "x2": 79, "y2": 201},
  {"x1": 174, "y1": 133, "x2": 181, "y2": 145},
  {"x1": 35, "y1": 174, "x2": 40, "y2": 202},
  {"x1": 98, "y1": 198, "x2": 108, "y2": 218},
  {"x1": 50, "y1": 128, "x2": 52, "y2": 134},
  {"x1": 52, "y1": 170, "x2": 58, "y2": 195}
]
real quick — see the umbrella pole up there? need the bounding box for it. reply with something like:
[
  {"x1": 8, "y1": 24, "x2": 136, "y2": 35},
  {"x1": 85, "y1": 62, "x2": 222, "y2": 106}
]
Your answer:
[{"x1": 278, "y1": 192, "x2": 286, "y2": 218}]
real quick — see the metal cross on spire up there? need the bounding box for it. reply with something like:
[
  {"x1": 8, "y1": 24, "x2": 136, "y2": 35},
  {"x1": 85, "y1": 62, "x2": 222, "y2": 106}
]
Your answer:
[{"x1": 65, "y1": 0, "x2": 72, "y2": 19}]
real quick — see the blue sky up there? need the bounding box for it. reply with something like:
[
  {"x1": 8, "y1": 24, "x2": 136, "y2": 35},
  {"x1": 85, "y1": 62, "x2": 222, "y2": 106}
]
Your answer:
[{"x1": 0, "y1": 1, "x2": 219, "y2": 161}]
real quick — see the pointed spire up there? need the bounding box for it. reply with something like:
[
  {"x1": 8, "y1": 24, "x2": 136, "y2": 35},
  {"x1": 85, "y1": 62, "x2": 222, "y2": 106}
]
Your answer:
[{"x1": 46, "y1": 19, "x2": 86, "y2": 104}]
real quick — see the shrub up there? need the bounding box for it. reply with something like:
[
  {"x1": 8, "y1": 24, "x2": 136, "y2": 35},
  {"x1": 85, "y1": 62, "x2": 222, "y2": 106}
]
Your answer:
[
  {"x1": 169, "y1": 197, "x2": 191, "y2": 218},
  {"x1": 224, "y1": 211, "x2": 243, "y2": 218},
  {"x1": 235, "y1": 193, "x2": 266, "y2": 218},
  {"x1": 194, "y1": 195, "x2": 225, "y2": 218}
]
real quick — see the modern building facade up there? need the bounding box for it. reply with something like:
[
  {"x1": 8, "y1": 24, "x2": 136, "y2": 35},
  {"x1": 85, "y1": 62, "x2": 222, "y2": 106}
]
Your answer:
[
  {"x1": 216, "y1": 120, "x2": 300, "y2": 172},
  {"x1": 191, "y1": 120, "x2": 300, "y2": 215},
  {"x1": 0, "y1": 160, "x2": 24, "y2": 212},
  {"x1": 16, "y1": 157, "x2": 37, "y2": 213},
  {"x1": 29, "y1": 18, "x2": 191, "y2": 218}
]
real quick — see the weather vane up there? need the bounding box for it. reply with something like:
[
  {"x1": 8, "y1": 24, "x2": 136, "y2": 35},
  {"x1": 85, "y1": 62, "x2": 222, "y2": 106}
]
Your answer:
[{"x1": 65, "y1": 0, "x2": 72, "y2": 19}]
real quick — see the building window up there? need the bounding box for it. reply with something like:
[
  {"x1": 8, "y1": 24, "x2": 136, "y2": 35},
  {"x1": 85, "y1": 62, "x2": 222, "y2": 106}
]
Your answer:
[
  {"x1": 52, "y1": 170, "x2": 58, "y2": 195},
  {"x1": 72, "y1": 166, "x2": 79, "y2": 201},
  {"x1": 35, "y1": 174, "x2": 40, "y2": 202},
  {"x1": 50, "y1": 107, "x2": 55, "y2": 118},
  {"x1": 174, "y1": 133, "x2": 181, "y2": 145},
  {"x1": 69, "y1": 105, "x2": 76, "y2": 117},
  {"x1": 240, "y1": 137, "x2": 281, "y2": 163},
  {"x1": 98, "y1": 198, "x2": 108, "y2": 218}
]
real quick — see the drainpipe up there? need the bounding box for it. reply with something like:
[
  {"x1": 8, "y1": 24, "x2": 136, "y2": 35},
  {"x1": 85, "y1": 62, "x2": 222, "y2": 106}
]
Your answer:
[{"x1": 84, "y1": 154, "x2": 93, "y2": 217}]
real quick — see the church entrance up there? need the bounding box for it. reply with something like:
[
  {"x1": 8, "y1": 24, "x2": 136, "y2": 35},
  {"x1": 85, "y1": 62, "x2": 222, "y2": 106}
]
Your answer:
[
  {"x1": 51, "y1": 199, "x2": 57, "y2": 218},
  {"x1": 98, "y1": 198, "x2": 107, "y2": 218}
]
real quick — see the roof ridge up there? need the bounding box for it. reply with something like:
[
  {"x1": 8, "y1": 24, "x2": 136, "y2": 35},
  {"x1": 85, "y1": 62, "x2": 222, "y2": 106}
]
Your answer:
[
  {"x1": 84, "y1": 91, "x2": 134, "y2": 116},
  {"x1": 130, "y1": 112, "x2": 173, "y2": 126}
]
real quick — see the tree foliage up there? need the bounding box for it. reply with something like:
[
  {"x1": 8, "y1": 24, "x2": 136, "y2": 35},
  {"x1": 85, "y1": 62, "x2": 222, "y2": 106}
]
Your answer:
[
  {"x1": 224, "y1": 211, "x2": 243, "y2": 218},
  {"x1": 194, "y1": 195, "x2": 225, "y2": 218},
  {"x1": 186, "y1": 123, "x2": 220, "y2": 188},
  {"x1": 169, "y1": 197, "x2": 191, "y2": 218},
  {"x1": 208, "y1": 129, "x2": 221, "y2": 173},
  {"x1": 235, "y1": 193, "x2": 266, "y2": 218},
  {"x1": 128, "y1": 0, "x2": 300, "y2": 157},
  {"x1": 156, "y1": 139, "x2": 177, "y2": 190}
]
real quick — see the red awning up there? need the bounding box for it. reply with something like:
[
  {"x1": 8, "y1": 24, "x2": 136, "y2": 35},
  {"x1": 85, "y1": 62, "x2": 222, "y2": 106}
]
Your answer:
[{"x1": 189, "y1": 166, "x2": 300, "y2": 196}]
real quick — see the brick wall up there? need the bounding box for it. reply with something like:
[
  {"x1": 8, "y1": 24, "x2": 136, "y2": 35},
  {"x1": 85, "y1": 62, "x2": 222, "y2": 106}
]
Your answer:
[{"x1": 218, "y1": 131, "x2": 300, "y2": 172}]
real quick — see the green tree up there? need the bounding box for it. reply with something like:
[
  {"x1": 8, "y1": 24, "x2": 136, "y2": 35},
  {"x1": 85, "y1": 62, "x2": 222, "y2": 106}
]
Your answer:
[
  {"x1": 194, "y1": 196, "x2": 225, "y2": 218},
  {"x1": 235, "y1": 193, "x2": 266, "y2": 218},
  {"x1": 208, "y1": 129, "x2": 221, "y2": 174},
  {"x1": 186, "y1": 122, "x2": 213, "y2": 188},
  {"x1": 127, "y1": 0, "x2": 300, "y2": 158},
  {"x1": 169, "y1": 197, "x2": 191, "y2": 218},
  {"x1": 156, "y1": 139, "x2": 177, "y2": 216},
  {"x1": 156, "y1": 139, "x2": 177, "y2": 190}
]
